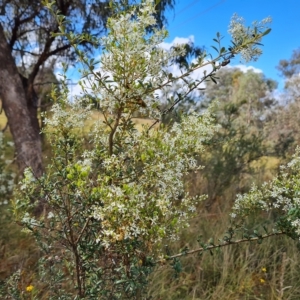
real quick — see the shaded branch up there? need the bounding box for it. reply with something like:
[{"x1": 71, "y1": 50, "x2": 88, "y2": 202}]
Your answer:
[
  {"x1": 28, "y1": 30, "x2": 58, "y2": 85},
  {"x1": 12, "y1": 48, "x2": 40, "y2": 56},
  {"x1": 9, "y1": 10, "x2": 40, "y2": 49},
  {"x1": 27, "y1": 0, "x2": 73, "y2": 86},
  {"x1": 75, "y1": 218, "x2": 90, "y2": 244},
  {"x1": 47, "y1": 43, "x2": 71, "y2": 57}
]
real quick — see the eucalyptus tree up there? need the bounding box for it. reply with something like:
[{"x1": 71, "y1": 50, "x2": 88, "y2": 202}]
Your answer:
[
  {"x1": 0, "y1": 0, "x2": 175, "y2": 176},
  {"x1": 277, "y1": 48, "x2": 300, "y2": 79},
  {"x1": 200, "y1": 68, "x2": 277, "y2": 207},
  {"x1": 263, "y1": 49, "x2": 300, "y2": 159}
]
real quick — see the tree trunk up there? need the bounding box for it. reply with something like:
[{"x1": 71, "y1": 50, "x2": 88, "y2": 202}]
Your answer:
[{"x1": 0, "y1": 23, "x2": 43, "y2": 177}]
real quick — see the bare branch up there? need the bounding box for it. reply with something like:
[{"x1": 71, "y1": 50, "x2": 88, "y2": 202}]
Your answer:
[
  {"x1": 159, "y1": 231, "x2": 286, "y2": 263},
  {"x1": 9, "y1": 10, "x2": 40, "y2": 49}
]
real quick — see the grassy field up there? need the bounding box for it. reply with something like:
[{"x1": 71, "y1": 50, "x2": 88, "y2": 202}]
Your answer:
[{"x1": 148, "y1": 212, "x2": 300, "y2": 299}]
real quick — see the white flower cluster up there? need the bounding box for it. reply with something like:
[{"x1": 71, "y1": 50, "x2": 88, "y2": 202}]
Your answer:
[
  {"x1": 82, "y1": 0, "x2": 188, "y2": 119},
  {"x1": 231, "y1": 147, "x2": 300, "y2": 237},
  {"x1": 228, "y1": 14, "x2": 272, "y2": 62},
  {"x1": 90, "y1": 109, "x2": 218, "y2": 247},
  {"x1": 44, "y1": 101, "x2": 91, "y2": 131},
  {"x1": 22, "y1": 212, "x2": 40, "y2": 228},
  {"x1": 20, "y1": 168, "x2": 36, "y2": 191}
]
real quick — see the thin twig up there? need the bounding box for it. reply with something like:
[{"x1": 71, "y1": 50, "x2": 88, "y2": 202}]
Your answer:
[
  {"x1": 75, "y1": 218, "x2": 90, "y2": 245},
  {"x1": 159, "y1": 231, "x2": 286, "y2": 262}
]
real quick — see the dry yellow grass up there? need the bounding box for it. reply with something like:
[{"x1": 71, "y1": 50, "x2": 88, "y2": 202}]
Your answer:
[
  {"x1": 250, "y1": 156, "x2": 281, "y2": 183},
  {"x1": 0, "y1": 111, "x2": 7, "y2": 130},
  {"x1": 85, "y1": 110, "x2": 159, "y2": 132},
  {"x1": 0, "y1": 108, "x2": 158, "y2": 136},
  {"x1": 148, "y1": 210, "x2": 300, "y2": 300}
]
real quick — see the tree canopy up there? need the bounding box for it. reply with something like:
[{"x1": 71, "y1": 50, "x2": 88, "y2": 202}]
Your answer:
[{"x1": 0, "y1": 0, "x2": 175, "y2": 177}]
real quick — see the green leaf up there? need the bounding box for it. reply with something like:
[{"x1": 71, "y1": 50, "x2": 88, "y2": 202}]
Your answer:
[
  {"x1": 211, "y1": 45, "x2": 219, "y2": 53},
  {"x1": 210, "y1": 76, "x2": 217, "y2": 84},
  {"x1": 261, "y1": 28, "x2": 271, "y2": 37}
]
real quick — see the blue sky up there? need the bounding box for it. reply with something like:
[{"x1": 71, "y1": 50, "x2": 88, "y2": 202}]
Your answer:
[
  {"x1": 163, "y1": 0, "x2": 300, "y2": 90},
  {"x1": 66, "y1": 0, "x2": 300, "y2": 96}
]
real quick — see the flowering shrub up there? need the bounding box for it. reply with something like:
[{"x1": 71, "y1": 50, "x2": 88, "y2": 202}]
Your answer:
[
  {"x1": 11, "y1": 0, "x2": 272, "y2": 298},
  {"x1": 231, "y1": 146, "x2": 300, "y2": 240}
]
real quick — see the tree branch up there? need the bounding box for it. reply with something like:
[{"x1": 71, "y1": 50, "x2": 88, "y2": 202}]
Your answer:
[
  {"x1": 47, "y1": 43, "x2": 72, "y2": 57},
  {"x1": 159, "y1": 231, "x2": 286, "y2": 263},
  {"x1": 9, "y1": 10, "x2": 40, "y2": 49},
  {"x1": 12, "y1": 47, "x2": 40, "y2": 56}
]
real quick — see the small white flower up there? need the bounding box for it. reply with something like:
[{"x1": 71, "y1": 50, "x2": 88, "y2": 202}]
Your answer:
[{"x1": 47, "y1": 212, "x2": 55, "y2": 219}]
